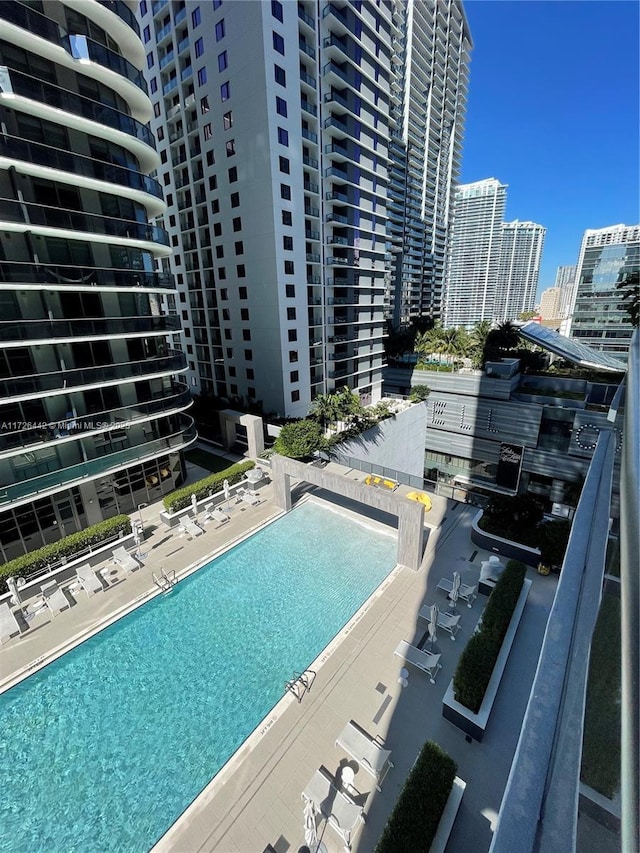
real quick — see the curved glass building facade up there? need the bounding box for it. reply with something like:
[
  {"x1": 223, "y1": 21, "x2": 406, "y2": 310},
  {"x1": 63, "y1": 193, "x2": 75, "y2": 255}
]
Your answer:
[{"x1": 0, "y1": 0, "x2": 194, "y2": 560}]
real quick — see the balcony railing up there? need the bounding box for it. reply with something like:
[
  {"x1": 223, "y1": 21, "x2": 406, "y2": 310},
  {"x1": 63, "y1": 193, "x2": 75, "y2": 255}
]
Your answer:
[
  {"x1": 1, "y1": 136, "x2": 163, "y2": 200},
  {"x1": 0, "y1": 263, "x2": 175, "y2": 290},
  {"x1": 5, "y1": 69, "x2": 155, "y2": 149},
  {"x1": 3, "y1": 200, "x2": 169, "y2": 247},
  {"x1": 303, "y1": 154, "x2": 319, "y2": 169},
  {"x1": 0, "y1": 315, "x2": 180, "y2": 344},
  {"x1": 98, "y1": 0, "x2": 141, "y2": 37},
  {"x1": 298, "y1": 5, "x2": 316, "y2": 29},
  {"x1": 300, "y1": 69, "x2": 316, "y2": 87},
  {"x1": 0, "y1": 420, "x2": 196, "y2": 505},
  {"x1": 301, "y1": 128, "x2": 318, "y2": 143},
  {"x1": 0, "y1": 351, "x2": 187, "y2": 399},
  {"x1": 299, "y1": 39, "x2": 316, "y2": 59}
]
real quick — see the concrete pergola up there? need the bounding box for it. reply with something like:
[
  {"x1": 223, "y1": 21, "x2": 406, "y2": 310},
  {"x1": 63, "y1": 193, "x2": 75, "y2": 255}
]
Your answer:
[{"x1": 270, "y1": 455, "x2": 425, "y2": 571}]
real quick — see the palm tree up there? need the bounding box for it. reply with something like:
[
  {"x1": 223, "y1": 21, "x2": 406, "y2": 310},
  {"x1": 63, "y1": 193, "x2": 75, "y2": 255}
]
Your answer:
[
  {"x1": 487, "y1": 320, "x2": 521, "y2": 352},
  {"x1": 617, "y1": 271, "x2": 639, "y2": 328},
  {"x1": 309, "y1": 392, "x2": 340, "y2": 429}
]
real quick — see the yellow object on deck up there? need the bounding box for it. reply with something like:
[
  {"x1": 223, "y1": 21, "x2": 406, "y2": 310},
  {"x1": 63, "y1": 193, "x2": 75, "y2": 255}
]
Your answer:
[{"x1": 406, "y1": 491, "x2": 432, "y2": 511}]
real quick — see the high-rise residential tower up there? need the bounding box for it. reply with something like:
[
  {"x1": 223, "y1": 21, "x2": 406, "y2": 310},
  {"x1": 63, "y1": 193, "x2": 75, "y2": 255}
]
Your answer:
[
  {"x1": 387, "y1": 0, "x2": 472, "y2": 328},
  {"x1": 0, "y1": 0, "x2": 193, "y2": 561},
  {"x1": 494, "y1": 220, "x2": 546, "y2": 321},
  {"x1": 140, "y1": 0, "x2": 471, "y2": 417},
  {"x1": 443, "y1": 177, "x2": 507, "y2": 327},
  {"x1": 569, "y1": 223, "x2": 640, "y2": 360},
  {"x1": 553, "y1": 263, "x2": 576, "y2": 319}
]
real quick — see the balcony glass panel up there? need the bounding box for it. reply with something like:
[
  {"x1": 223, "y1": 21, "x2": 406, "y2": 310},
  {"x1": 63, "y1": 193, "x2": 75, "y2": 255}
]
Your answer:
[
  {"x1": 66, "y1": 35, "x2": 148, "y2": 94},
  {"x1": 98, "y1": 1, "x2": 141, "y2": 37},
  {"x1": 0, "y1": 263, "x2": 175, "y2": 290},
  {"x1": 0, "y1": 315, "x2": 180, "y2": 343}
]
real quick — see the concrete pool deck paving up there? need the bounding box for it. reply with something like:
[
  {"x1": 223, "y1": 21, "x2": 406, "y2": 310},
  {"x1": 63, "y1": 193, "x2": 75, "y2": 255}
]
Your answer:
[{"x1": 0, "y1": 464, "x2": 558, "y2": 853}]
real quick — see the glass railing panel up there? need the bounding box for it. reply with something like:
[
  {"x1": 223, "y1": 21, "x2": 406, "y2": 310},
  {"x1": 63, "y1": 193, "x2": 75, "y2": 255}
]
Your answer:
[
  {"x1": 0, "y1": 263, "x2": 174, "y2": 290},
  {"x1": 0, "y1": 315, "x2": 180, "y2": 343},
  {"x1": 98, "y1": 0, "x2": 141, "y2": 37},
  {"x1": 0, "y1": 2, "x2": 61, "y2": 42},
  {"x1": 67, "y1": 35, "x2": 148, "y2": 94}
]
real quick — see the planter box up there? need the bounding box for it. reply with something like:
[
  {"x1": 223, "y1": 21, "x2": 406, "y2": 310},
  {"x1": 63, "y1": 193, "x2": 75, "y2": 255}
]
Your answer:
[
  {"x1": 442, "y1": 578, "x2": 532, "y2": 741},
  {"x1": 430, "y1": 776, "x2": 466, "y2": 853},
  {"x1": 470, "y1": 511, "x2": 541, "y2": 567}
]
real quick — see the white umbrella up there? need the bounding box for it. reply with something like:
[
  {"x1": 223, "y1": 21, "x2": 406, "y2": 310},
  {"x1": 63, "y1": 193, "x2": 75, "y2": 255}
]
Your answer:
[
  {"x1": 191, "y1": 493, "x2": 198, "y2": 517},
  {"x1": 450, "y1": 571, "x2": 461, "y2": 610},
  {"x1": 428, "y1": 603, "x2": 439, "y2": 647},
  {"x1": 223, "y1": 479, "x2": 230, "y2": 510},
  {"x1": 303, "y1": 798, "x2": 318, "y2": 848},
  {"x1": 7, "y1": 576, "x2": 25, "y2": 607}
]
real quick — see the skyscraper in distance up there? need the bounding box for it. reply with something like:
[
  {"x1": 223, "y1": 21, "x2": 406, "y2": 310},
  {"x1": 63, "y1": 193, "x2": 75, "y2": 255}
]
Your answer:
[
  {"x1": 0, "y1": 0, "x2": 193, "y2": 561},
  {"x1": 494, "y1": 220, "x2": 546, "y2": 321}
]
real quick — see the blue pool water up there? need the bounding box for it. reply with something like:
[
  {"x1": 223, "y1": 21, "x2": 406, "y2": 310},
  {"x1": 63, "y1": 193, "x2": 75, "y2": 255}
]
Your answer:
[{"x1": 0, "y1": 500, "x2": 396, "y2": 852}]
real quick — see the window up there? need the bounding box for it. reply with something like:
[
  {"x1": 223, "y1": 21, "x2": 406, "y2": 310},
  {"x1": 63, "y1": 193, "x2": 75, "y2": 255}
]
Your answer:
[
  {"x1": 160, "y1": 149, "x2": 168, "y2": 163},
  {"x1": 244, "y1": 349, "x2": 253, "y2": 361},
  {"x1": 246, "y1": 367, "x2": 254, "y2": 379},
  {"x1": 285, "y1": 284, "x2": 295, "y2": 297},
  {"x1": 288, "y1": 329, "x2": 297, "y2": 342},
  {"x1": 140, "y1": 0, "x2": 147, "y2": 13},
  {"x1": 200, "y1": 95, "x2": 210, "y2": 113},
  {"x1": 242, "y1": 329, "x2": 251, "y2": 341},
  {"x1": 274, "y1": 64, "x2": 286, "y2": 86},
  {"x1": 272, "y1": 32, "x2": 285, "y2": 55},
  {"x1": 271, "y1": 0, "x2": 283, "y2": 21},
  {"x1": 230, "y1": 192, "x2": 240, "y2": 207},
  {"x1": 220, "y1": 288, "x2": 228, "y2": 300},
  {"x1": 276, "y1": 96, "x2": 287, "y2": 117},
  {"x1": 234, "y1": 240, "x2": 244, "y2": 254},
  {"x1": 223, "y1": 111, "x2": 233, "y2": 130},
  {"x1": 228, "y1": 166, "x2": 237, "y2": 182},
  {"x1": 197, "y1": 67, "x2": 207, "y2": 85},
  {"x1": 218, "y1": 267, "x2": 226, "y2": 279},
  {"x1": 290, "y1": 369, "x2": 299, "y2": 382},
  {"x1": 277, "y1": 127, "x2": 289, "y2": 146},
  {"x1": 237, "y1": 264, "x2": 246, "y2": 277},
  {"x1": 222, "y1": 309, "x2": 231, "y2": 321},
  {"x1": 206, "y1": 150, "x2": 215, "y2": 166},
  {"x1": 289, "y1": 350, "x2": 298, "y2": 363},
  {"x1": 287, "y1": 307, "x2": 296, "y2": 320},
  {"x1": 240, "y1": 308, "x2": 249, "y2": 321},
  {"x1": 279, "y1": 156, "x2": 290, "y2": 174},
  {"x1": 218, "y1": 50, "x2": 227, "y2": 72},
  {"x1": 282, "y1": 210, "x2": 292, "y2": 226},
  {"x1": 195, "y1": 37, "x2": 204, "y2": 57},
  {"x1": 213, "y1": 222, "x2": 222, "y2": 236},
  {"x1": 153, "y1": 102, "x2": 161, "y2": 117},
  {"x1": 163, "y1": 171, "x2": 171, "y2": 185},
  {"x1": 143, "y1": 25, "x2": 151, "y2": 43},
  {"x1": 213, "y1": 0, "x2": 222, "y2": 8},
  {"x1": 157, "y1": 126, "x2": 164, "y2": 140},
  {"x1": 203, "y1": 122, "x2": 213, "y2": 140},
  {"x1": 215, "y1": 20, "x2": 225, "y2": 41},
  {"x1": 150, "y1": 77, "x2": 157, "y2": 94},
  {"x1": 226, "y1": 139, "x2": 235, "y2": 156},
  {"x1": 283, "y1": 235, "x2": 293, "y2": 250},
  {"x1": 208, "y1": 175, "x2": 217, "y2": 191},
  {"x1": 224, "y1": 329, "x2": 232, "y2": 340},
  {"x1": 284, "y1": 260, "x2": 294, "y2": 274},
  {"x1": 291, "y1": 390, "x2": 300, "y2": 402},
  {"x1": 220, "y1": 81, "x2": 230, "y2": 101},
  {"x1": 280, "y1": 183, "x2": 291, "y2": 200},
  {"x1": 211, "y1": 198, "x2": 219, "y2": 213},
  {"x1": 228, "y1": 365, "x2": 236, "y2": 377},
  {"x1": 232, "y1": 217, "x2": 242, "y2": 231},
  {"x1": 191, "y1": 7, "x2": 201, "y2": 27},
  {"x1": 239, "y1": 286, "x2": 248, "y2": 299},
  {"x1": 146, "y1": 52, "x2": 154, "y2": 69}
]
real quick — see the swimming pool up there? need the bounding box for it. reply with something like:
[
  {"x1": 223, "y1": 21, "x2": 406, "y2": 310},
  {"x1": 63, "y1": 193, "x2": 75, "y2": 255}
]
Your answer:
[{"x1": 0, "y1": 500, "x2": 397, "y2": 852}]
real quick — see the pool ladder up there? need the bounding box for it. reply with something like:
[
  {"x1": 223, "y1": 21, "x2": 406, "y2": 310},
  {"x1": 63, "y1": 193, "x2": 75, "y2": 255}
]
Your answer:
[
  {"x1": 284, "y1": 669, "x2": 316, "y2": 703},
  {"x1": 152, "y1": 569, "x2": 177, "y2": 594}
]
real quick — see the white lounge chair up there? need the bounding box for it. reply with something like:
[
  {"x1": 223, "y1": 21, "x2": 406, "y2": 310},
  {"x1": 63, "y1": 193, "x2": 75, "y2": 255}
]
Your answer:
[
  {"x1": 394, "y1": 639, "x2": 442, "y2": 683},
  {"x1": 41, "y1": 580, "x2": 71, "y2": 617},
  {"x1": 204, "y1": 505, "x2": 229, "y2": 525},
  {"x1": 0, "y1": 601, "x2": 20, "y2": 644},
  {"x1": 302, "y1": 767, "x2": 365, "y2": 851},
  {"x1": 418, "y1": 604, "x2": 462, "y2": 640},
  {"x1": 237, "y1": 487, "x2": 259, "y2": 506},
  {"x1": 335, "y1": 720, "x2": 393, "y2": 790},
  {"x1": 112, "y1": 546, "x2": 140, "y2": 574},
  {"x1": 436, "y1": 577, "x2": 478, "y2": 608},
  {"x1": 182, "y1": 518, "x2": 204, "y2": 537},
  {"x1": 76, "y1": 564, "x2": 104, "y2": 597}
]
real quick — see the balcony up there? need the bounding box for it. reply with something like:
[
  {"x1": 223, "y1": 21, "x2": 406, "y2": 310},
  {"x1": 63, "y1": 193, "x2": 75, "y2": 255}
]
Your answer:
[
  {"x1": 298, "y1": 5, "x2": 316, "y2": 29},
  {"x1": 301, "y1": 128, "x2": 318, "y2": 144},
  {"x1": 303, "y1": 180, "x2": 319, "y2": 193},
  {"x1": 0, "y1": 315, "x2": 180, "y2": 345},
  {"x1": 305, "y1": 229, "x2": 320, "y2": 240},
  {"x1": 300, "y1": 69, "x2": 316, "y2": 88},
  {"x1": 324, "y1": 90, "x2": 349, "y2": 109},
  {"x1": 304, "y1": 206, "x2": 320, "y2": 218},
  {"x1": 306, "y1": 253, "x2": 321, "y2": 263},
  {"x1": 306, "y1": 275, "x2": 321, "y2": 284},
  {"x1": 301, "y1": 98, "x2": 318, "y2": 117},
  {"x1": 0, "y1": 352, "x2": 187, "y2": 400},
  {"x1": 299, "y1": 39, "x2": 316, "y2": 60},
  {"x1": 0, "y1": 419, "x2": 196, "y2": 506},
  {"x1": 0, "y1": 262, "x2": 175, "y2": 291},
  {"x1": 2, "y1": 200, "x2": 170, "y2": 247},
  {"x1": 98, "y1": 1, "x2": 141, "y2": 37},
  {"x1": 65, "y1": 34, "x2": 148, "y2": 93},
  {"x1": 303, "y1": 154, "x2": 319, "y2": 169}
]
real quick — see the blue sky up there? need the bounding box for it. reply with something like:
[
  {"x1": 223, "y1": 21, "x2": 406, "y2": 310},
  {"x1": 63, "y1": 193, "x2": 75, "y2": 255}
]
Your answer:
[{"x1": 460, "y1": 0, "x2": 640, "y2": 298}]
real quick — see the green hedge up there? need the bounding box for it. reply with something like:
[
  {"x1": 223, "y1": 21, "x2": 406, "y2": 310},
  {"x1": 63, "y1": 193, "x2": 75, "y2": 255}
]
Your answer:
[
  {"x1": 375, "y1": 741, "x2": 457, "y2": 853},
  {"x1": 162, "y1": 459, "x2": 255, "y2": 513},
  {"x1": 453, "y1": 560, "x2": 526, "y2": 713},
  {"x1": 0, "y1": 515, "x2": 132, "y2": 593}
]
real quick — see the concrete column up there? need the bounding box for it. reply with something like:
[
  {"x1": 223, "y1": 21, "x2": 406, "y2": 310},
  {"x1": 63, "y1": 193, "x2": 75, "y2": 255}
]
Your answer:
[
  {"x1": 241, "y1": 414, "x2": 264, "y2": 459},
  {"x1": 396, "y1": 501, "x2": 424, "y2": 571},
  {"x1": 270, "y1": 455, "x2": 292, "y2": 511}
]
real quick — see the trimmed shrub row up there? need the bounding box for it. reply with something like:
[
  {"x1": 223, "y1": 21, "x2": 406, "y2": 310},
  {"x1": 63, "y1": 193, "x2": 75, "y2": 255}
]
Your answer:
[
  {"x1": 0, "y1": 515, "x2": 132, "y2": 593},
  {"x1": 162, "y1": 459, "x2": 254, "y2": 513},
  {"x1": 375, "y1": 741, "x2": 457, "y2": 853},
  {"x1": 453, "y1": 560, "x2": 526, "y2": 713}
]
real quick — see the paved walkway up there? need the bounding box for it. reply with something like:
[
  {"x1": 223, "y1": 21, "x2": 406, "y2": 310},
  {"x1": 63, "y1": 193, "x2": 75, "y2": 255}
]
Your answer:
[{"x1": 0, "y1": 463, "x2": 559, "y2": 853}]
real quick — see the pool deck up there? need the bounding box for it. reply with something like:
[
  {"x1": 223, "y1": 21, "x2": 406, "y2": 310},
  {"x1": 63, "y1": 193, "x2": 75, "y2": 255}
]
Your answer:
[{"x1": 0, "y1": 463, "x2": 559, "y2": 853}]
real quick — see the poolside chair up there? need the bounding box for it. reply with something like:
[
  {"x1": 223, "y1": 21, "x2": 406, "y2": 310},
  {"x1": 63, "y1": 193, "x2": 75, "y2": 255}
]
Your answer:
[
  {"x1": 76, "y1": 565, "x2": 104, "y2": 597},
  {"x1": 418, "y1": 604, "x2": 461, "y2": 640},
  {"x1": 302, "y1": 766, "x2": 365, "y2": 852},
  {"x1": 0, "y1": 601, "x2": 20, "y2": 644},
  {"x1": 394, "y1": 639, "x2": 442, "y2": 683},
  {"x1": 237, "y1": 487, "x2": 259, "y2": 507},
  {"x1": 436, "y1": 576, "x2": 478, "y2": 608},
  {"x1": 204, "y1": 505, "x2": 229, "y2": 525},
  {"x1": 335, "y1": 720, "x2": 393, "y2": 791},
  {"x1": 182, "y1": 518, "x2": 204, "y2": 537},
  {"x1": 112, "y1": 546, "x2": 141, "y2": 574},
  {"x1": 41, "y1": 580, "x2": 71, "y2": 617}
]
